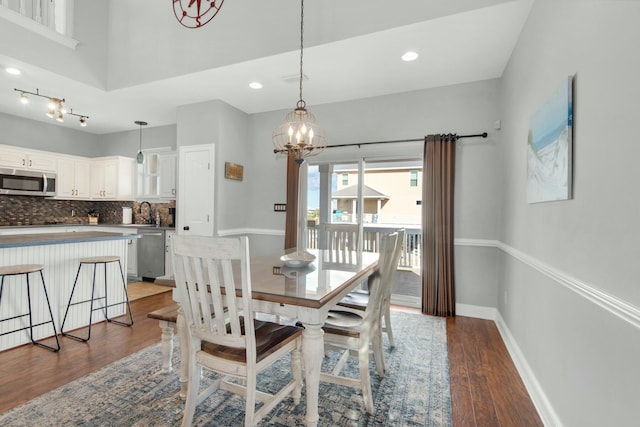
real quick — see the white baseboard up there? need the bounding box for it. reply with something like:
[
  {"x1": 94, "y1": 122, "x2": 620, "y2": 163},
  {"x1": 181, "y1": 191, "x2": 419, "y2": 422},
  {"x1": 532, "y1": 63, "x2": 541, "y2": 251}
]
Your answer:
[
  {"x1": 455, "y1": 303, "x2": 497, "y2": 320},
  {"x1": 494, "y1": 312, "x2": 563, "y2": 427}
]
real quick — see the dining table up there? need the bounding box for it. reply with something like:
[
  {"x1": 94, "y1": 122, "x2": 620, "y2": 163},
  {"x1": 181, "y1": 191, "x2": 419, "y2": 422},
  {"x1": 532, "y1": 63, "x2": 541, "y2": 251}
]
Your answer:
[{"x1": 156, "y1": 248, "x2": 378, "y2": 426}]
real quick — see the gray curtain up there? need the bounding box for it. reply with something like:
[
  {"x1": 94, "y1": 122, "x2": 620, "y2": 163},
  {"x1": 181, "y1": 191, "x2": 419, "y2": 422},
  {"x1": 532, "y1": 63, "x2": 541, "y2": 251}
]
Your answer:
[{"x1": 422, "y1": 134, "x2": 457, "y2": 317}]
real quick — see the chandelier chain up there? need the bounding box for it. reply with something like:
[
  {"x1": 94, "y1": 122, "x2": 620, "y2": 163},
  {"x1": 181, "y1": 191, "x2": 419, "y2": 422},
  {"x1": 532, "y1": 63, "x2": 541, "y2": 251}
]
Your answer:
[{"x1": 298, "y1": 0, "x2": 304, "y2": 104}]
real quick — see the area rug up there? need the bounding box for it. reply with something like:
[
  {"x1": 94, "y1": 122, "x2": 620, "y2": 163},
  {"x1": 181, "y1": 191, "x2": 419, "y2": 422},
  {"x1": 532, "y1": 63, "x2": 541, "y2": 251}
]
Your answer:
[
  {"x1": 0, "y1": 311, "x2": 451, "y2": 427},
  {"x1": 127, "y1": 281, "x2": 172, "y2": 301}
]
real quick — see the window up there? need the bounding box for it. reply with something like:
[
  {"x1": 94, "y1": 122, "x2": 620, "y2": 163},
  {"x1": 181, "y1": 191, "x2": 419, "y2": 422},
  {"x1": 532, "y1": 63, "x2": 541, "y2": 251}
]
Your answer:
[
  {"x1": 410, "y1": 170, "x2": 418, "y2": 187},
  {"x1": 342, "y1": 173, "x2": 349, "y2": 185}
]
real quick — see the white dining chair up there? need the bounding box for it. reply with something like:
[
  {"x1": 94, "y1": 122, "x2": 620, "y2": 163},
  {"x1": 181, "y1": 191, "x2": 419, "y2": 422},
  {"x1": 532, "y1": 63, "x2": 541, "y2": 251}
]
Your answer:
[
  {"x1": 320, "y1": 223, "x2": 359, "y2": 264},
  {"x1": 319, "y1": 230, "x2": 399, "y2": 414},
  {"x1": 171, "y1": 235, "x2": 303, "y2": 427},
  {"x1": 337, "y1": 228, "x2": 405, "y2": 358}
]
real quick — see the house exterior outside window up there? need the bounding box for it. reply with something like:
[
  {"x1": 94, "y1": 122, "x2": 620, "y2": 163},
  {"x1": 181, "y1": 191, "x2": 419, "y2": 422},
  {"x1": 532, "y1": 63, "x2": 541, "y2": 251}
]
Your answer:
[
  {"x1": 342, "y1": 173, "x2": 348, "y2": 185},
  {"x1": 410, "y1": 170, "x2": 418, "y2": 187}
]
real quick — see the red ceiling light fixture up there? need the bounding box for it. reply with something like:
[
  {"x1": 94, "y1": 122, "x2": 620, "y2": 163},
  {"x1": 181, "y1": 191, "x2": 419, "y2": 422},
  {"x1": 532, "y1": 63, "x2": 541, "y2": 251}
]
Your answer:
[{"x1": 173, "y1": 0, "x2": 224, "y2": 28}]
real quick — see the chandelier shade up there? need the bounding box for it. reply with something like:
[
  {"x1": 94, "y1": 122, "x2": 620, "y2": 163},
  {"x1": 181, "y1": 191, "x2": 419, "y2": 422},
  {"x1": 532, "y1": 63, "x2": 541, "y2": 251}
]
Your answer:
[
  {"x1": 272, "y1": 102, "x2": 326, "y2": 164},
  {"x1": 272, "y1": 0, "x2": 326, "y2": 164}
]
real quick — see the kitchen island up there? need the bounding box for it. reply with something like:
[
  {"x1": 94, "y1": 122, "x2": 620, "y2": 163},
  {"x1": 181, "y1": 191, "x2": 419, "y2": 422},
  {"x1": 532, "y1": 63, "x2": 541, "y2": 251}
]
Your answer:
[{"x1": 0, "y1": 231, "x2": 140, "y2": 351}]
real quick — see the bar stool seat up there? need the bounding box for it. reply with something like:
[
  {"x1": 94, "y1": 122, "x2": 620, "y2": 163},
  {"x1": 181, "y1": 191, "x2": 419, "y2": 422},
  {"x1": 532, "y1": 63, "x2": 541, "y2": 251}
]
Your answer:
[
  {"x1": 80, "y1": 256, "x2": 122, "y2": 264},
  {"x1": 0, "y1": 264, "x2": 60, "y2": 352},
  {"x1": 61, "y1": 255, "x2": 133, "y2": 342}
]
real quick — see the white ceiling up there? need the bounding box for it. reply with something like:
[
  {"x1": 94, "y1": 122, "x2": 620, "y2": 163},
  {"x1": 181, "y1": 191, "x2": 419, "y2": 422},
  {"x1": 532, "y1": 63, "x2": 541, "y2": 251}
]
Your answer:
[{"x1": 0, "y1": 1, "x2": 532, "y2": 135}]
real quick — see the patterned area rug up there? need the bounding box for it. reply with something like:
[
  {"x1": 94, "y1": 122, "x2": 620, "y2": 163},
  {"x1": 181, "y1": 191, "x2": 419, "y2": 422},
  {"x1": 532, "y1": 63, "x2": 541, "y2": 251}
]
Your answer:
[{"x1": 0, "y1": 311, "x2": 451, "y2": 426}]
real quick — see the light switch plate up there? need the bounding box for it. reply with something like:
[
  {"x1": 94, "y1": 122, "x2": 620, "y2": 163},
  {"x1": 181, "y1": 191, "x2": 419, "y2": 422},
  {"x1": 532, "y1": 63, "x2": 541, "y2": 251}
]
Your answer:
[{"x1": 274, "y1": 203, "x2": 287, "y2": 212}]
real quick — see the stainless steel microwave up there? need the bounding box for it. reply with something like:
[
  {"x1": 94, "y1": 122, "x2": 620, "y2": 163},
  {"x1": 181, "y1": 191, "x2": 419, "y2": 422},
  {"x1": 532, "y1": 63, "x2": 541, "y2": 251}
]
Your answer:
[{"x1": 0, "y1": 168, "x2": 56, "y2": 196}]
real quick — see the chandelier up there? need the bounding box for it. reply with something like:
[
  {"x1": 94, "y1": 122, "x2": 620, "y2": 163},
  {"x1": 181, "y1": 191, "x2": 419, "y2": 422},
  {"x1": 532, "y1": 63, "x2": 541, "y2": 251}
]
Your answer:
[
  {"x1": 272, "y1": 0, "x2": 326, "y2": 165},
  {"x1": 14, "y1": 88, "x2": 89, "y2": 127}
]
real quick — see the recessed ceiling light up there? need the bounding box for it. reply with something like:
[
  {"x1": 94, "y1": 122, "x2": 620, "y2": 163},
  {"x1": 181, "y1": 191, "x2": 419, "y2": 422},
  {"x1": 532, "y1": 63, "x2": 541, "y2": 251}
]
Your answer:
[
  {"x1": 401, "y1": 51, "x2": 419, "y2": 62},
  {"x1": 249, "y1": 81, "x2": 263, "y2": 89},
  {"x1": 6, "y1": 67, "x2": 21, "y2": 75}
]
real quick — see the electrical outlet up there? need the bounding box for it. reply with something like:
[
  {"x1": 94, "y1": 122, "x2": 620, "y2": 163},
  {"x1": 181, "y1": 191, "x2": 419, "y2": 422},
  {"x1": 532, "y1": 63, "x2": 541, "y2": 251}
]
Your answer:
[{"x1": 274, "y1": 203, "x2": 287, "y2": 212}]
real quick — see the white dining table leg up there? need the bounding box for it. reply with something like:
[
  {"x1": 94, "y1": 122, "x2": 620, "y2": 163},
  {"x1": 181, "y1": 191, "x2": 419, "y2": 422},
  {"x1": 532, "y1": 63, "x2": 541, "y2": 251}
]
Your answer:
[
  {"x1": 301, "y1": 322, "x2": 324, "y2": 427},
  {"x1": 177, "y1": 307, "x2": 189, "y2": 399}
]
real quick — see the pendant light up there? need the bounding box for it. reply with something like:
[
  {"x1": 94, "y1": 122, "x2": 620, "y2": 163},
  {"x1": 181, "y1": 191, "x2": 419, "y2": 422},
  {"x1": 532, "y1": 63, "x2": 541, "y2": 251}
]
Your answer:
[
  {"x1": 135, "y1": 121, "x2": 147, "y2": 164},
  {"x1": 272, "y1": 0, "x2": 326, "y2": 165}
]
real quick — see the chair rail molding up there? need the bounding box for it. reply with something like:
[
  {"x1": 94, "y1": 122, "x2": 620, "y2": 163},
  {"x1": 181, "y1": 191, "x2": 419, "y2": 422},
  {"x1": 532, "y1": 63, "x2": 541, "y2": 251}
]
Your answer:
[{"x1": 496, "y1": 241, "x2": 640, "y2": 330}]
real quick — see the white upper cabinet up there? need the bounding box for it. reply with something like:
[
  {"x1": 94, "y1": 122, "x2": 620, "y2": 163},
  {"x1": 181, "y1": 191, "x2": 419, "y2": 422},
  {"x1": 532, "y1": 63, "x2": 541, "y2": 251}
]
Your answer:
[
  {"x1": 0, "y1": 144, "x2": 135, "y2": 201},
  {"x1": 158, "y1": 152, "x2": 177, "y2": 199},
  {"x1": 0, "y1": 145, "x2": 57, "y2": 172},
  {"x1": 136, "y1": 150, "x2": 177, "y2": 200},
  {"x1": 56, "y1": 156, "x2": 91, "y2": 199},
  {"x1": 91, "y1": 156, "x2": 134, "y2": 200}
]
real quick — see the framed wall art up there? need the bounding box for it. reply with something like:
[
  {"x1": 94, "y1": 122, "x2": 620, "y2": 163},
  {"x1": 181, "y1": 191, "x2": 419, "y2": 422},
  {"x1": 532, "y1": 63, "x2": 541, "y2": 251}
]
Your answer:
[
  {"x1": 224, "y1": 162, "x2": 244, "y2": 181},
  {"x1": 527, "y1": 75, "x2": 574, "y2": 204}
]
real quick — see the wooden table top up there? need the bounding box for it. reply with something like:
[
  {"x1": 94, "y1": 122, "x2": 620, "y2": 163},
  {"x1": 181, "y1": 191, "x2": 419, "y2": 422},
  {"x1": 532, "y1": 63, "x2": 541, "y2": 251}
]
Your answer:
[{"x1": 156, "y1": 250, "x2": 378, "y2": 309}]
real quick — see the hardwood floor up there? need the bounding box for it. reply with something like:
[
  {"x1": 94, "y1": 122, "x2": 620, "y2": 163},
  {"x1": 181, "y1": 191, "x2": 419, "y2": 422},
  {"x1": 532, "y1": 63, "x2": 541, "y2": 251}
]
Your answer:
[
  {"x1": 0, "y1": 294, "x2": 543, "y2": 426},
  {"x1": 0, "y1": 291, "x2": 174, "y2": 413},
  {"x1": 447, "y1": 315, "x2": 543, "y2": 427}
]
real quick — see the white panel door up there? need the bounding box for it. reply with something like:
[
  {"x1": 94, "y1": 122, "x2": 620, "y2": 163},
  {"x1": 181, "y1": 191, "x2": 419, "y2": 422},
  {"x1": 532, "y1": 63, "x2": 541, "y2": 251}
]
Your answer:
[{"x1": 177, "y1": 144, "x2": 214, "y2": 236}]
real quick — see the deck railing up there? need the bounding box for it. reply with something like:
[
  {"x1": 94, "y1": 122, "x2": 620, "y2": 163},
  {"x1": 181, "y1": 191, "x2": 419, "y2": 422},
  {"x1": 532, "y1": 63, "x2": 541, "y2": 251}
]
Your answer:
[{"x1": 307, "y1": 223, "x2": 422, "y2": 268}]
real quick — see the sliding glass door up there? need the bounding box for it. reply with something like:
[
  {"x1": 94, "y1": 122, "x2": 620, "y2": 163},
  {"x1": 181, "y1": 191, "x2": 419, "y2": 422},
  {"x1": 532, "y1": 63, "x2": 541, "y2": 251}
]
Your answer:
[{"x1": 305, "y1": 158, "x2": 422, "y2": 308}]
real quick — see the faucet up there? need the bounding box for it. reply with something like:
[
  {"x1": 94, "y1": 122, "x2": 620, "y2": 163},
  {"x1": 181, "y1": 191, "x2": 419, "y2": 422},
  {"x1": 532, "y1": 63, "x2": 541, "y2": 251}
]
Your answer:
[{"x1": 139, "y1": 201, "x2": 153, "y2": 224}]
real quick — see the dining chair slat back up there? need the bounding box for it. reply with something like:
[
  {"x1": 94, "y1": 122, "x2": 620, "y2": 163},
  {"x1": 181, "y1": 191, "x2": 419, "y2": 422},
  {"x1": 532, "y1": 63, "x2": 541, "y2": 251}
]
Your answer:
[
  {"x1": 171, "y1": 235, "x2": 303, "y2": 427},
  {"x1": 320, "y1": 230, "x2": 399, "y2": 414},
  {"x1": 321, "y1": 223, "x2": 359, "y2": 264}
]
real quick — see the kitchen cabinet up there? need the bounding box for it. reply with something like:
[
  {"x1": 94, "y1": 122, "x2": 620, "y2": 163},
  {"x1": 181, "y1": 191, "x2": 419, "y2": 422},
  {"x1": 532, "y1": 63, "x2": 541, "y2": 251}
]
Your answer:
[
  {"x1": 158, "y1": 153, "x2": 176, "y2": 199},
  {"x1": 0, "y1": 145, "x2": 57, "y2": 172},
  {"x1": 56, "y1": 156, "x2": 91, "y2": 199},
  {"x1": 164, "y1": 230, "x2": 175, "y2": 277},
  {"x1": 91, "y1": 156, "x2": 134, "y2": 200},
  {"x1": 127, "y1": 237, "x2": 138, "y2": 277},
  {"x1": 136, "y1": 151, "x2": 177, "y2": 200}
]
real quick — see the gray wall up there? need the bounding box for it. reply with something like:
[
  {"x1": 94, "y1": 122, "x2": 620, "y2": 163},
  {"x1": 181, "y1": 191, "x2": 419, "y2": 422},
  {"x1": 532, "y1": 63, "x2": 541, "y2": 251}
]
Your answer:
[
  {"x1": 98, "y1": 124, "x2": 176, "y2": 157},
  {"x1": 175, "y1": 100, "x2": 252, "y2": 234},
  {"x1": 498, "y1": 1, "x2": 640, "y2": 426},
  {"x1": 247, "y1": 79, "x2": 503, "y2": 304},
  {"x1": 0, "y1": 0, "x2": 108, "y2": 88},
  {"x1": 0, "y1": 112, "x2": 100, "y2": 157}
]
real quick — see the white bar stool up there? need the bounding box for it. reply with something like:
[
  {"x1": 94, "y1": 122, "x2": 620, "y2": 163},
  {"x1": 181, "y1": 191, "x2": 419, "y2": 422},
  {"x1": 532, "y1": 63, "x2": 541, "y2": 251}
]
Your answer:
[
  {"x1": 0, "y1": 264, "x2": 60, "y2": 352},
  {"x1": 60, "y1": 256, "x2": 133, "y2": 342}
]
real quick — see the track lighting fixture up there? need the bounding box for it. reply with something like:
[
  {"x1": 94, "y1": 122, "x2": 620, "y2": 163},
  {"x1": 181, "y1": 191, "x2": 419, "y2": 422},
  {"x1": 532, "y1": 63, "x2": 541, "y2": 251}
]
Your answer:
[
  {"x1": 13, "y1": 88, "x2": 89, "y2": 127},
  {"x1": 67, "y1": 109, "x2": 89, "y2": 127}
]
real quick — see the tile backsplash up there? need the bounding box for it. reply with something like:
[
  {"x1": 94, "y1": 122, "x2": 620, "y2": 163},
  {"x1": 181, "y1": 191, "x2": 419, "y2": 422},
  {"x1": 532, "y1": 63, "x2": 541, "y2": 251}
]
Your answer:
[{"x1": 0, "y1": 195, "x2": 176, "y2": 227}]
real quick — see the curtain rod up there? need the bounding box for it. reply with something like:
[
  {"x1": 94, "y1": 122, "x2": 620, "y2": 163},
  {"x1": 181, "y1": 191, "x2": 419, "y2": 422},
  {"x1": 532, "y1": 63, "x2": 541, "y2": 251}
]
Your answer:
[{"x1": 324, "y1": 132, "x2": 487, "y2": 149}]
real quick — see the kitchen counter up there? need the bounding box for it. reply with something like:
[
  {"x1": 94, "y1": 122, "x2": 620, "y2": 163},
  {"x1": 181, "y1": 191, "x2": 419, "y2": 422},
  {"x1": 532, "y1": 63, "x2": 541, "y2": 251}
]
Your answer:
[
  {"x1": 0, "y1": 229, "x2": 137, "y2": 351},
  {"x1": 0, "y1": 231, "x2": 140, "y2": 248},
  {"x1": 0, "y1": 223, "x2": 176, "y2": 231}
]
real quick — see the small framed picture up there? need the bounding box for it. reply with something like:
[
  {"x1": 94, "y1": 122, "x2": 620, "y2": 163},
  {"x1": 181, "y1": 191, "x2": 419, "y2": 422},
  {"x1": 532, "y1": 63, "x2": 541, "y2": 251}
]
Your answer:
[{"x1": 225, "y1": 162, "x2": 244, "y2": 181}]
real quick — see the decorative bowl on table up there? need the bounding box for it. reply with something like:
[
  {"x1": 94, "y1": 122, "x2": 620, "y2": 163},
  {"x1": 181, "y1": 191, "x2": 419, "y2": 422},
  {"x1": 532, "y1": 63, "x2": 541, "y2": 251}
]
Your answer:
[{"x1": 280, "y1": 251, "x2": 316, "y2": 268}]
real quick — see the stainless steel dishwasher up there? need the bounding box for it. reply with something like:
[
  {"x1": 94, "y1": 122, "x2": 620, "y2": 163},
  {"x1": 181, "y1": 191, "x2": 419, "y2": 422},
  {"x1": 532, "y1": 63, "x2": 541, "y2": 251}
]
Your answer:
[{"x1": 137, "y1": 228, "x2": 165, "y2": 280}]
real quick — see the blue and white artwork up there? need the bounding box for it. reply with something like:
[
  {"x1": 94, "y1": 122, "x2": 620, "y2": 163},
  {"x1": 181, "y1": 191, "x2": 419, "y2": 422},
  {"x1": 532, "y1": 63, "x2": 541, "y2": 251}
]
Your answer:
[{"x1": 527, "y1": 76, "x2": 574, "y2": 203}]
